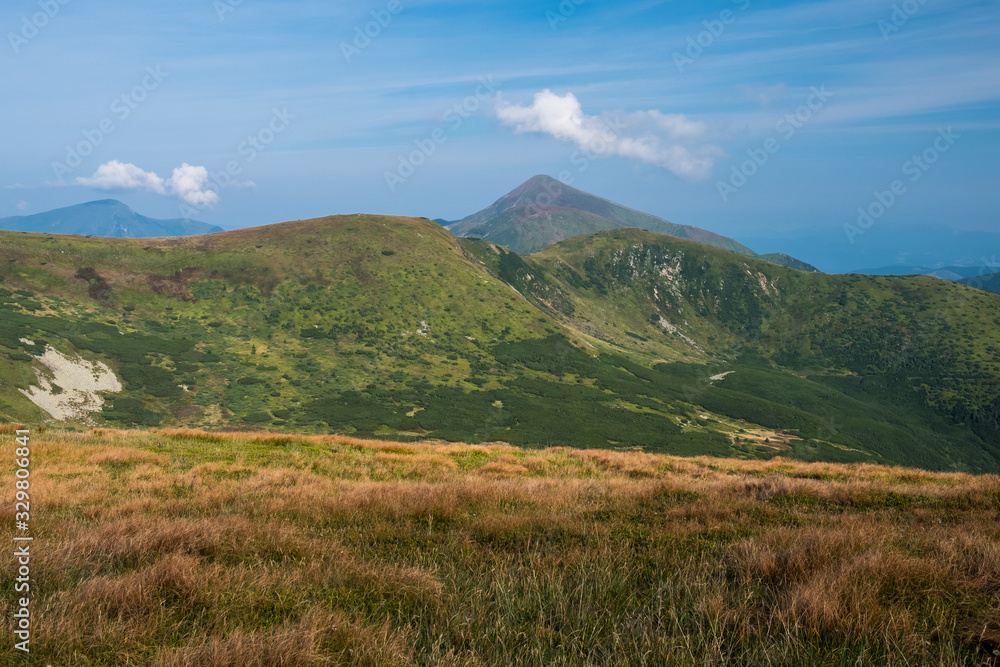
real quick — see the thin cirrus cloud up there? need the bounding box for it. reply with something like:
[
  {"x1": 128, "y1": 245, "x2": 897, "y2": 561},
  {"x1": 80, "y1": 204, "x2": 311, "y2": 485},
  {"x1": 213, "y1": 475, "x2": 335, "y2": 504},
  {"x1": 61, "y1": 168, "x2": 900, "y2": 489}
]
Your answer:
[
  {"x1": 495, "y1": 89, "x2": 721, "y2": 179},
  {"x1": 75, "y1": 160, "x2": 220, "y2": 207}
]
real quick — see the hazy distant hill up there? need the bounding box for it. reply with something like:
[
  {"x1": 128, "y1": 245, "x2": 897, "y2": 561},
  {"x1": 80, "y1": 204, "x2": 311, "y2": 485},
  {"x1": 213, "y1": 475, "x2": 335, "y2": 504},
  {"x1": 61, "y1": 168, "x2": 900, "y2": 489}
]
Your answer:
[
  {"x1": 853, "y1": 265, "x2": 973, "y2": 277},
  {"x1": 447, "y1": 175, "x2": 757, "y2": 257},
  {"x1": 0, "y1": 200, "x2": 222, "y2": 237},
  {"x1": 739, "y1": 225, "x2": 1000, "y2": 274},
  {"x1": 959, "y1": 272, "x2": 1000, "y2": 293}
]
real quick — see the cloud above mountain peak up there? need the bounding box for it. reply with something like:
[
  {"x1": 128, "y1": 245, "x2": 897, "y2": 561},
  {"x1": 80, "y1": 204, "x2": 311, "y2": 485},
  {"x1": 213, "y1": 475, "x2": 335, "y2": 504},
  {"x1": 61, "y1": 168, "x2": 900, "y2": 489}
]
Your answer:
[{"x1": 496, "y1": 90, "x2": 719, "y2": 179}]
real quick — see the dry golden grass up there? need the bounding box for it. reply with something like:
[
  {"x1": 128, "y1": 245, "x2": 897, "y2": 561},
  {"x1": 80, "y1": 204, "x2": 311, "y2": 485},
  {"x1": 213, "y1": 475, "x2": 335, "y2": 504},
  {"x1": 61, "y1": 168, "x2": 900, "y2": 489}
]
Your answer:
[{"x1": 0, "y1": 427, "x2": 998, "y2": 665}]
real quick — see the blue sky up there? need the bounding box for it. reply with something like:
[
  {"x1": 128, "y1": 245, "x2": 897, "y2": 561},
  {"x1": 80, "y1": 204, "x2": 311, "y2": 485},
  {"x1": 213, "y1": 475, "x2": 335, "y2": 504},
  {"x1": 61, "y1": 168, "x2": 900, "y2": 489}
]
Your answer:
[{"x1": 2, "y1": 0, "x2": 998, "y2": 259}]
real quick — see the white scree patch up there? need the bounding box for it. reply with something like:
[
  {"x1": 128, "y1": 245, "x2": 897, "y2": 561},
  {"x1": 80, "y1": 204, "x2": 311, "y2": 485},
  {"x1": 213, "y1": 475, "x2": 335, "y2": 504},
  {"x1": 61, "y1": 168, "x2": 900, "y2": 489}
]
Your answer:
[{"x1": 18, "y1": 346, "x2": 122, "y2": 421}]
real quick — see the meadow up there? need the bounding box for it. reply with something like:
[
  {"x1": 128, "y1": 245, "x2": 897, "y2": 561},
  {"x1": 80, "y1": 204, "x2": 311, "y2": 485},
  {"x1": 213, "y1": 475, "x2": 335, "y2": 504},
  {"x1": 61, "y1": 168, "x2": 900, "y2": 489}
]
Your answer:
[{"x1": 1, "y1": 425, "x2": 998, "y2": 665}]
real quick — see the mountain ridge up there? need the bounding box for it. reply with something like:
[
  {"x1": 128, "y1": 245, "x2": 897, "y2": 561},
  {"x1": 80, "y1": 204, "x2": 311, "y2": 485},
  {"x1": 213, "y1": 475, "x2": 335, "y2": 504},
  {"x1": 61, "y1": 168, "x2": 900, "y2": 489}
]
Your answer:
[
  {"x1": 758, "y1": 252, "x2": 819, "y2": 272},
  {"x1": 1, "y1": 214, "x2": 997, "y2": 471}
]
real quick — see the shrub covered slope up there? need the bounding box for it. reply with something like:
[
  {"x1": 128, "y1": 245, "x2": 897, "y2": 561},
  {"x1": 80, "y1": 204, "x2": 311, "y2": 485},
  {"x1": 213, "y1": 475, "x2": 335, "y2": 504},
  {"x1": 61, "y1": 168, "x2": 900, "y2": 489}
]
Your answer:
[{"x1": 0, "y1": 216, "x2": 998, "y2": 470}]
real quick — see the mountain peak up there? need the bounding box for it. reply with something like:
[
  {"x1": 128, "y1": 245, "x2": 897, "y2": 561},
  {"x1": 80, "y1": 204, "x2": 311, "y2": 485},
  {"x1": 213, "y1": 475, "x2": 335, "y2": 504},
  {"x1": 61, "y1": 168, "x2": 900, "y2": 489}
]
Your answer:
[
  {"x1": 82, "y1": 199, "x2": 133, "y2": 210},
  {"x1": 484, "y1": 174, "x2": 574, "y2": 212},
  {"x1": 448, "y1": 175, "x2": 757, "y2": 257},
  {"x1": 518, "y1": 174, "x2": 561, "y2": 190}
]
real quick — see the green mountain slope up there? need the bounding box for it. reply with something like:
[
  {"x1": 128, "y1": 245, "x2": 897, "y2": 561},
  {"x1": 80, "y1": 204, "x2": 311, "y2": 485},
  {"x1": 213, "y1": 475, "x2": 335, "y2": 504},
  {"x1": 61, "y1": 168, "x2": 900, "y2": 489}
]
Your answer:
[
  {"x1": 448, "y1": 205, "x2": 615, "y2": 255},
  {"x1": 448, "y1": 175, "x2": 756, "y2": 256},
  {"x1": 464, "y1": 230, "x2": 1000, "y2": 470},
  {"x1": 1, "y1": 219, "x2": 998, "y2": 472},
  {"x1": 0, "y1": 200, "x2": 222, "y2": 237}
]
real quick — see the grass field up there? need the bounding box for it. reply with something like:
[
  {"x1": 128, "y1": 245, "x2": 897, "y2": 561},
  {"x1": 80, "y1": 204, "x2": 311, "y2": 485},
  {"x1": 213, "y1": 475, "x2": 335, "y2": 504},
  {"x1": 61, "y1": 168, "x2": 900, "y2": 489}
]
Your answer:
[{"x1": 1, "y1": 425, "x2": 998, "y2": 665}]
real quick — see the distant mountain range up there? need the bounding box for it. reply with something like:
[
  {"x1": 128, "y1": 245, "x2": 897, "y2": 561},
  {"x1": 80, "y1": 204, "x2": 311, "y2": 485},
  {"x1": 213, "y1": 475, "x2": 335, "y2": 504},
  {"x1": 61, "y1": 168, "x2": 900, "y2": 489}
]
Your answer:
[
  {"x1": 738, "y1": 225, "x2": 1000, "y2": 276},
  {"x1": 444, "y1": 175, "x2": 818, "y2": 271},
  {"x1": 0, "y1": 200, "x2": 222, "y2": 237},
  {"x1": 832, "y1": 265, "x2": 1000, "y2": 295},
  {"x1": 850, "y1": 264, "x2": 997, "y2": 279},
  {"x1": 15, "y1": 181, "x2": 1000, "y2": 295},
  {"x1": 6, "y1": 181, "x2": 823, "y2": 274},
  {"x1": 852, "y1": 265, "x2": 988, "y2": 278}
]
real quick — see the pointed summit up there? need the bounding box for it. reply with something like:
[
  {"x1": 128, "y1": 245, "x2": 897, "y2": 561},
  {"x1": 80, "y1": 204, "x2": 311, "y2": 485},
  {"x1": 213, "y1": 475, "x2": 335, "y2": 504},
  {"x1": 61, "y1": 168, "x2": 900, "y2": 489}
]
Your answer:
[{"x1": 447, "y1": 175, "x2": 756, "y2": 256}]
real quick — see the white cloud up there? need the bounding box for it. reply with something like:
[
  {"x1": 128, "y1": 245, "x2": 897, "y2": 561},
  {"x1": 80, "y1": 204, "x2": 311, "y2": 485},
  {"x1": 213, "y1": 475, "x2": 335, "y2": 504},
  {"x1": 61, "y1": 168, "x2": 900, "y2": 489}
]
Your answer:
[
  {"x1": 75, "y1": 160, "x2": 219, "y2": 206},
  {"x1": 16, "y1": 200, "x2": 29, "y2": 211},
  {"x1": 496, "y1": 89, "x2": 720, "y2": 179},
  {"x1": 166, "y1": 163, "x2": 219, "y2": 206},
  {"x1": 76, "y1": 160, "x2": 166, "y2": 193}
]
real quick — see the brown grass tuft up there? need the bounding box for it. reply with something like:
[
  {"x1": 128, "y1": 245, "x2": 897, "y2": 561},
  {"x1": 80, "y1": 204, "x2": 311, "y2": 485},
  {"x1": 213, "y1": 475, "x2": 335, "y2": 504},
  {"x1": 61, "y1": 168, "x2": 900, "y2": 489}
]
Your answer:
[
  {"x1": 152, "y1": 608, "x2": 412, "y2": 667},
  {"x1": 87, "y1": 447, "x2": 169, "y2": 466}
]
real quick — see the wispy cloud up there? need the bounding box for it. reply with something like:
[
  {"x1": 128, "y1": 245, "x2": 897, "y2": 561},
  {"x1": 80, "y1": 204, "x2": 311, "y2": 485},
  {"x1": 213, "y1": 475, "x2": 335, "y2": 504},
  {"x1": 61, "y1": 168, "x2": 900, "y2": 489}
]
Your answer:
[
  {"x1": 76, "y1": 160, "x2": 219, "y2": 207},
  {"x1": 496, "y1": 89, "x2": 719, "y2": 179}
]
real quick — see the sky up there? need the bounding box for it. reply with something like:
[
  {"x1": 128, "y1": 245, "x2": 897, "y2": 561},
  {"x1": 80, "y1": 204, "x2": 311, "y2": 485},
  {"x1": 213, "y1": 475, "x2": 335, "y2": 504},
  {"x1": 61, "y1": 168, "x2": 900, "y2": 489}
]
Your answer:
[{"x1": 1, "y1": 0, "x2": 998, "y2": 266}]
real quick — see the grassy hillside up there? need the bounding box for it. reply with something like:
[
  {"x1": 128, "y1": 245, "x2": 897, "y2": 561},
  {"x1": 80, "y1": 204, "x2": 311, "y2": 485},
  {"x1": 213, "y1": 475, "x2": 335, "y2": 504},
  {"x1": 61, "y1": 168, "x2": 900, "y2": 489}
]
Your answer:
[
  {"x1": 1, "y1": 426, "x2": 997, "y2": 665},
  {"x1": 450, "y1": 205, "x2": 617, "y2": 255},
  {"x1": 0, "y1": 214, "x2": 552, "y2": 427},
  {"x1": 466, "y1": 231, "x2": 1000, "y2": 471},
  {"x1": 1, "y1": 219, "x2": 999, "y2": 471}
]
